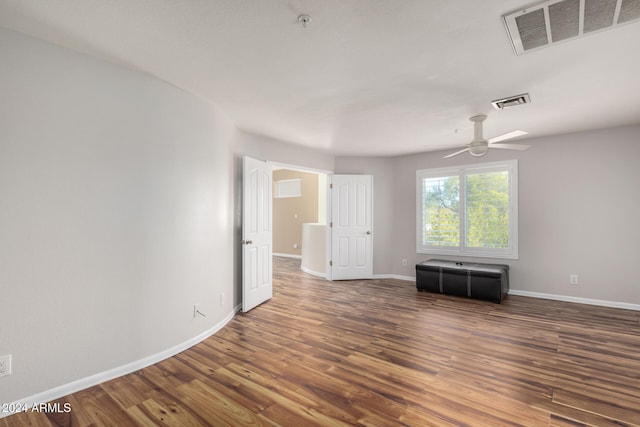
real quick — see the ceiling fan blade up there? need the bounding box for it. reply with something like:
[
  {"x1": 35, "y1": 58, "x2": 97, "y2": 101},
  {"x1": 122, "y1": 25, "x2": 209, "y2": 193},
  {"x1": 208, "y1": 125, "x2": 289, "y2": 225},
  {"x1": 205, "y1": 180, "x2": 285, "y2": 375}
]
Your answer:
[
  {"x1": 489, "y1": 143, "x2": 531, "y2": 151},
  {"x1": 443, "y1": 148, "x2": 469, "y2": 158},
  {"x1": 488, "y1": 130, "x2": 528, "y2": 143}
]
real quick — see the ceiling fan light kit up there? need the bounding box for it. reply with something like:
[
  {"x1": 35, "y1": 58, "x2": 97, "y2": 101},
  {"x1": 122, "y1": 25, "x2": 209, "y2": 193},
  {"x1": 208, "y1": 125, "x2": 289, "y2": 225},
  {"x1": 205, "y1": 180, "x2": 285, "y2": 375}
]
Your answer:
[
  {"x1": 444, "y1": 114, "x2": 531, "y2": 159},
  {"x1": 469, "y1": 142, "x2": 489, "y2": 157}
]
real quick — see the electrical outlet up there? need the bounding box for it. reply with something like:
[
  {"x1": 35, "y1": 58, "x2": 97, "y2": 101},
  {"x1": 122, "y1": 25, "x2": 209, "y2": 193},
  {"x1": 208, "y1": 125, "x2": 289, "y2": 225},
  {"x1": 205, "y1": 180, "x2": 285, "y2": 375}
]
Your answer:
[
  {"x1": 401, "y1": 258, "x2": 408, "y2": 267},
  {"x1": 219, "y1": 292, "x2": 225, "y2": 305},
  {"x1": 0, "y1": 354, "x2": 12, "y2": 378},
  {"x1": 569, "y1": 274, "x2": 579, "y2": 285}
]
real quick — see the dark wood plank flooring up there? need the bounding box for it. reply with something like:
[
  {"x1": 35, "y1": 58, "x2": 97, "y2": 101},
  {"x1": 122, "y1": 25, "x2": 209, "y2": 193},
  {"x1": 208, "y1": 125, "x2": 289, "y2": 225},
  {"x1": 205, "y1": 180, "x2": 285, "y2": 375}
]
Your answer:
[{"x1": 2, "y1": 256, "x2": 640, "y2": 426}]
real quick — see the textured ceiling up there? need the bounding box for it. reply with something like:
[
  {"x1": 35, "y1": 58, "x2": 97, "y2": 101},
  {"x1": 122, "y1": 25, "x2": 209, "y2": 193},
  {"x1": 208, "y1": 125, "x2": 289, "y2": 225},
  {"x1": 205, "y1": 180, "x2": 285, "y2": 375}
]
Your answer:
[{"x1": 1, "y1": 0, "x2": 639, "y2": 156}]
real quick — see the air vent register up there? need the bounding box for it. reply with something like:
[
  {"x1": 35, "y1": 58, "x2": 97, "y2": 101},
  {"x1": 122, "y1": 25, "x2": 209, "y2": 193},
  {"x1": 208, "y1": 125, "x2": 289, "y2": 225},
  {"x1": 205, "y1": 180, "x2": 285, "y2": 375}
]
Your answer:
[{"x1": 504, "y1": 0, "x2": 640, "y2": 55}]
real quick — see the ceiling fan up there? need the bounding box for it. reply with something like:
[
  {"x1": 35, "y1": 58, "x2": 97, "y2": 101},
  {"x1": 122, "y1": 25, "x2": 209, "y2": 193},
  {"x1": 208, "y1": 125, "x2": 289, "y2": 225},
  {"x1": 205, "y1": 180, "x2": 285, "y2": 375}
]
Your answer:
[{"x1": 444, "y1": 115, "x2": 530, "y2": 158}]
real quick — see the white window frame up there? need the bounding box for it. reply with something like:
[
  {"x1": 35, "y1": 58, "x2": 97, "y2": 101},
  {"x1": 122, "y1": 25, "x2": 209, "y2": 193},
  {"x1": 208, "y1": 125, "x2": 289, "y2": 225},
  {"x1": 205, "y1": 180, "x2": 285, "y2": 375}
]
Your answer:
[
  {"x1": 416, "y1": 159, "x2": 518, "y2": 259},
  {"x1": 275, "y1": 178, "x2": 301, "y2": 198}
]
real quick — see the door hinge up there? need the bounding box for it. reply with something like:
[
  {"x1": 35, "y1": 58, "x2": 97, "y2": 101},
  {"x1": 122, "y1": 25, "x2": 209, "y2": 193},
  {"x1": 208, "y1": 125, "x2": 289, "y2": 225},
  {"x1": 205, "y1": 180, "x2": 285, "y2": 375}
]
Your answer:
[
  {"x1": 330, "y1": 183, "x2": 333, "y2": 189},
  {"x1": 329, "y1": 260, "x2": 333, "y2": 266},
  {"x1": 329, "y1": 222, "x2": 333, "y2": 228}
]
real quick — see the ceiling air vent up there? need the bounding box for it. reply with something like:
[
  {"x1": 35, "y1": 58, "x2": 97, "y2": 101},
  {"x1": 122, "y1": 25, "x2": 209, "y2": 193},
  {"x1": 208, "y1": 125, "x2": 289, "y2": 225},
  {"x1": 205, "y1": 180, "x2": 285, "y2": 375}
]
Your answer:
[
  {"x1": 491, "y1": 93, "x2": 531, "y2": 110},
  {"x1": 504, "y1": 0, "x2": 640, "y2": 55}
]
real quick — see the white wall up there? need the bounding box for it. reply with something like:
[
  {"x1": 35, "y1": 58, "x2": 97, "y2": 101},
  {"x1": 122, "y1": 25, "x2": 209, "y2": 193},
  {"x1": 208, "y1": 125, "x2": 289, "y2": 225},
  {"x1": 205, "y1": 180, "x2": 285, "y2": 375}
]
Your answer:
[
  {"x1": 346, "y1": 125, "x2": 640, "y2": 305},
  {"x1": 232, "y1": 130, "x2": 335, "y2": 173},
  {"x1": 0, "y1": 28, "x2": 236, "y2": 405}
]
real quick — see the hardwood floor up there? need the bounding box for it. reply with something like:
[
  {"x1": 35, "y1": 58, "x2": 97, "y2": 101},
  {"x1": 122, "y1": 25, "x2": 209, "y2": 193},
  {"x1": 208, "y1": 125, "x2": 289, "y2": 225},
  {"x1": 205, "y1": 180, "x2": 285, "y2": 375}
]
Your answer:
[{"x1": 3, "y1": 256, "x2": 640, "y2": 426}]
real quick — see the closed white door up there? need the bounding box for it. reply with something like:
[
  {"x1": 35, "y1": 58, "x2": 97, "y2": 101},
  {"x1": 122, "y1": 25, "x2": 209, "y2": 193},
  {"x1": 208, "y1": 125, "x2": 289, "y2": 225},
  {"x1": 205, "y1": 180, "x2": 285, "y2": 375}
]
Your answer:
[
  {"x1": 242, "y1": 156, "x2": 272, "y2": 312},
  {"x1": 328, "y1": 174, "x2": 373, "y2": 280}
]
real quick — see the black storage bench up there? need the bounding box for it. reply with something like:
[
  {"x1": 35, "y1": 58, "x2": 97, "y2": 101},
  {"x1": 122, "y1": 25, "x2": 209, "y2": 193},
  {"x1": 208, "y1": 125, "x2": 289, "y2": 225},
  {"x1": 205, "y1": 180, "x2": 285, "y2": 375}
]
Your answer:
[{"x1": 416, "y1": 259, "x2": 509, "y2": 303}]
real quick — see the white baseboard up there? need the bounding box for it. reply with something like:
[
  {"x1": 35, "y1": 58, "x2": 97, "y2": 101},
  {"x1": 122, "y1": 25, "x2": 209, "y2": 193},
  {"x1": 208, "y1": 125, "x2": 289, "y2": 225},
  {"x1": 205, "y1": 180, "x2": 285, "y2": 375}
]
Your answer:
[
  {"x1": 377, "y1": 276, "x2": 640, "y2": 311},
  {"x1": 373, "y1": 274, "x2": 415, "y2": 281},
  {"x1": 508, "y1": 290, "x2": 640, "y2": 311},
  {"x1": 273, "y1": 253, "x2": 301, "y2": 259},
  {"x1": 301, "y1": 266, "x2": 326, "y2": 278},
  {"x1": 392, "y1": 274, "x2": 639, "y2": 311},
  {"x1": 1, "y1": 309, "x2": 238, "y2": 419}
]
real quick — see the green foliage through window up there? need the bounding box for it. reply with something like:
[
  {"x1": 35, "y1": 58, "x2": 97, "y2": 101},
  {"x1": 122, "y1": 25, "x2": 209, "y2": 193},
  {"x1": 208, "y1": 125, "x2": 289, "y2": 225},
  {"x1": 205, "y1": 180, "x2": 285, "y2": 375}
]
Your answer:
[
  {"x1": 422, "y1": 176, "x2": 459, "y2": 246},
  {"x1": 416, "y1": 160, "x2": 518, "y2": 258},
  {"x1": 465, "y1": 171, "x2": 509, "y2": 249}
]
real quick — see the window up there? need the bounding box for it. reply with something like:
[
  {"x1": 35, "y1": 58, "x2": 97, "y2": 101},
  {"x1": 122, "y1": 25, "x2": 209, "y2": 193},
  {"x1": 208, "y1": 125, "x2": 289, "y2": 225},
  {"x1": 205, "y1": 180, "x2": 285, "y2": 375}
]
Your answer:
[
  {"x1": 416, "y1": 160, "x2": 518, "y2": 259},
  {"x1": 275, "y1": 178, "x2": 301, "y2": 198}
]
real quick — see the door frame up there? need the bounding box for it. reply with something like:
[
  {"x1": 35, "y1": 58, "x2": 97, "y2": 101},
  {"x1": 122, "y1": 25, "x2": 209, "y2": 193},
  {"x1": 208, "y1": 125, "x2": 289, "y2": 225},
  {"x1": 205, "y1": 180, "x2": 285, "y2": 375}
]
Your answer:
[
  {"x1": 325, "y1": 174, "x2": 374, "y2": 281},
  {"x1": 242, "y1": 160, "x2": 332, "y2": 309}
]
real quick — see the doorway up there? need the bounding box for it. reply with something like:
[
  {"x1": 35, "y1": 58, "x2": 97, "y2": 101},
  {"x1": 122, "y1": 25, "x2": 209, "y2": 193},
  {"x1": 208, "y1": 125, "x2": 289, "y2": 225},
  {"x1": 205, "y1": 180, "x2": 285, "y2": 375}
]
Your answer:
[{"x1": 272, "y1": 167, "x2": 327, "y2": 260}]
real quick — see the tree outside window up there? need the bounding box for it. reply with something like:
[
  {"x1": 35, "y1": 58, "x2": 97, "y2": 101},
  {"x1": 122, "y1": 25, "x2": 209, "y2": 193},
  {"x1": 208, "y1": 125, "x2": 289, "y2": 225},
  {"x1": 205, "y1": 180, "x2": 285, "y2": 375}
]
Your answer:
[{"x1": 416, "y1": 160, "x2": 518, "y2": 259}]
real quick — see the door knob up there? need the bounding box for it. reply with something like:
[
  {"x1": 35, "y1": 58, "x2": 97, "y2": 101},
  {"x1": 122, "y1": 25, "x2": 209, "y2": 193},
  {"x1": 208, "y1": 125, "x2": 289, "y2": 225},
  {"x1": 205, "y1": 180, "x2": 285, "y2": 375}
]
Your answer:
[
  {"x1": 242, "y1": 240, "x2": 253, "y2": 245},
  {"x1": 366, "y1": 231, "x2": 371, "y2": 235}
]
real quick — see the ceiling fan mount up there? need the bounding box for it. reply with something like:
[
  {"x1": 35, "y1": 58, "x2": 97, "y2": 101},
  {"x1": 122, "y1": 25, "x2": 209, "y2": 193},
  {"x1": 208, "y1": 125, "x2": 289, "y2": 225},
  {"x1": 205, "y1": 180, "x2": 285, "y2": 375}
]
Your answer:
[
  {"x1": 468, "y1": 115, "x2": 489, "y2": 157},
  {"x1": 444, "y1": 115, "x2": 530, "y2": 159}
]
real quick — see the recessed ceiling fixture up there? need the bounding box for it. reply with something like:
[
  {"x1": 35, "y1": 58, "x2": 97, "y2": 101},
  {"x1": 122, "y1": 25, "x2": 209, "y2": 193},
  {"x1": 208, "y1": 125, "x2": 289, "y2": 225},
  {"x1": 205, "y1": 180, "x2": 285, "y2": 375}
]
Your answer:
[
  {"x1": 504, "y1": 0, "x2": 640, "y2": 55},
  {"x1": 491, "y1": 93, "x2": 531, "y2": 110},
  {"x1": 297, "y1": 14, "x2": 311, "y2": 28}
]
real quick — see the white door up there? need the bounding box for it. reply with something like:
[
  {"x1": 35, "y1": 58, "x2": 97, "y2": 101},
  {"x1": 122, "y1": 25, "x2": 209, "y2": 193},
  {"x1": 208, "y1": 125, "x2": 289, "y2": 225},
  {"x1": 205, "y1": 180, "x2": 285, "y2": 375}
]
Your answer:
[
  {"x1": 242, "y1": 156, "x2": 272, "y2": 312},
  {"x1": 327, "y1": 174, "x2": 373, "y2": 280}
]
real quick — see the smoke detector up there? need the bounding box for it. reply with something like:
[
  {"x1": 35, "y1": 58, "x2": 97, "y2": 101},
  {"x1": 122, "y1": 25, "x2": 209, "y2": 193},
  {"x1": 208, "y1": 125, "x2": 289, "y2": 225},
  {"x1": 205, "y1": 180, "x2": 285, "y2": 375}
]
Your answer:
[
  {"x1": 297, "y1": 14, "x2": 312, "y2": 28},
  {"x1": 504, "y1": 0, "x2": 640, "y2": 55}
]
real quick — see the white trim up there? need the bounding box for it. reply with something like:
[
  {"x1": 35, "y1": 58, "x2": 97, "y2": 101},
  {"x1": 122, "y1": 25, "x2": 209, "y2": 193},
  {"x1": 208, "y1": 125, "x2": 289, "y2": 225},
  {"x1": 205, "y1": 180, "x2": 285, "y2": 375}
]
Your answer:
[
  {"x1": 508, "y1": 290, "x2": 640, "y2": 311},
  {"x1": 349, "y1": 274, "x2": 640, "y2": 311},
  {"x1": 270, "y1": 161, "x2": 333, "y2": 176},
  {"x1": 1, "y1": 309, "x2": 237, "y2": 420},
  {"x1": 273, "y1": 253, "x2": 301, "y2": 259},
  {"x1": 416, "y1": 159, "x2": 518, "y2": 260},
  {"x1": 326, "y1": 174, "x2": 333, "y2": 281},
  {"x1": 387, "y1": 276, "x2": 640, "y2": 311},
  {"x1": 373, "y1": 274, "x2": 415, "y2": 281},
  {"x1": 301, "y1": 266, "x2": 326, "y2": 278},
  {"x1": 274, "y1": 178, "x2": 301, "y2": 198}
]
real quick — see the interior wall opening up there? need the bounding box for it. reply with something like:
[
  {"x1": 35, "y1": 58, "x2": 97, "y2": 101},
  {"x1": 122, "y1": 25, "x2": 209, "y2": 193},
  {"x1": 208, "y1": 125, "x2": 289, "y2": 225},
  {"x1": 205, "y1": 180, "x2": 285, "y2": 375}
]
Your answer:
[{"x1": 271, "y1": 164, "x2": 329, "y2": 278}]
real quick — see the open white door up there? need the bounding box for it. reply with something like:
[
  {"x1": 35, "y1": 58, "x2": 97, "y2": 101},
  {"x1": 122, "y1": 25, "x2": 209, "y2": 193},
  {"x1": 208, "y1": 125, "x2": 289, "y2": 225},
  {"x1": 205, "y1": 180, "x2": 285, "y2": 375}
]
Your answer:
[
  {"x1": 327, "y1": 174, "x2": 373, "y2": 280},
  {"x1": 242, "y1": 156, "x2": 272, "y2": 312}
]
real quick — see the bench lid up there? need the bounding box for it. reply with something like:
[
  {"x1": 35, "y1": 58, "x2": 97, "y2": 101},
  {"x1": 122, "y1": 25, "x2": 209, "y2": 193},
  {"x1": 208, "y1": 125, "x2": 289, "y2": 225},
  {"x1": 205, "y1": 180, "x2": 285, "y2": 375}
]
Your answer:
[{"x1": 416, "y1": 259, "x2": 509, "y2": 271}]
